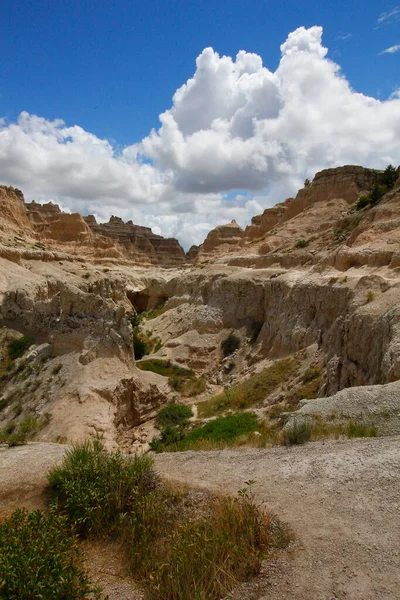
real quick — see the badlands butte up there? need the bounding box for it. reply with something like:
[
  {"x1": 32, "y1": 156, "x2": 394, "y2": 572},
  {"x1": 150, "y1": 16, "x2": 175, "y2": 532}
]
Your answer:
[{"x1": 1, "y1": 165, "x2": 400, "y2": 598}]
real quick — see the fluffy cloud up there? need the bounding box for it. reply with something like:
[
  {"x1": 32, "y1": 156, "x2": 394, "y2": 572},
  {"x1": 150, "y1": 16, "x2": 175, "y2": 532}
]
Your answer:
[{"x1": 1, "y1": 26, "x2": 400, "y2": 249}]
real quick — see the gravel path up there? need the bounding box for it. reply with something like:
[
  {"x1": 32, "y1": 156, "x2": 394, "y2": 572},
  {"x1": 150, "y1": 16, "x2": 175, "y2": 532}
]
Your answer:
[{"x1": 155, "y1": 436, "x2": 400, "y2": 600}]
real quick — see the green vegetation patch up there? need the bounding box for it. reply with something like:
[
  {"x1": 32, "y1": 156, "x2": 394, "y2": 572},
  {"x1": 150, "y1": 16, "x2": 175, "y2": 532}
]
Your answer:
[
  {"x1": 221, "y1": 333, "x2": 241, "y2": 357},
  {"x1": 47, "y1": 439, "x2": 288, "y2": 600},
  {"x1": 198, "y1": 357, "x2": 297, "y2": 417},
  {"x1": 137, "y1": 358, "x2": 194, "y2": 378},
  {"x1": 156, "y1": 402, "x2": 193, "y2": 429},
  {"x1": 150, "y1": 412, "x2": 259, "y2": 452},
  {"x1": 0, "y1": 508, "x2": 100, "y2": 600},
  {"x1": 0, "y1": 414, "x2": 46, "y2": 447},
  {"x1": 281, "y1": 417, "x2": 378, "y2": 446},
  {"x1": 127, "y1": 484, "x2": 288, "y2": 600},
  {"x1": 7, "y1": 335, "x2": 34, "y2": 360},
  {"x1": 295, "y1": 239, "x2": 309, "y2": 249},
  {"x1": 48, "y1": 438, "x2": 157, "y2": 536}
]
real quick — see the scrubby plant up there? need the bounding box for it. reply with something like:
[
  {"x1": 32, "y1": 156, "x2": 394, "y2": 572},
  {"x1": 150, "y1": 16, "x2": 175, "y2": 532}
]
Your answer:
[
  {"x1": 295, "y1": 239, "x2": 308, "y2": 249},
  {"x1": 48, "y1": 438, "x2": 157, "y2": 535},
  {"x1": 138, "y1": 359, "x2": 205, "y2": 396},
  {"x1": 156, "y1": 403, "x2": 193, "y2": 429},
  {"x1": 281, "y1": 420, "x2": 312, "y2": 446},
  {"x1": 221, "y1": 333, "x2": 241, "y2": 357},
  {"x1": 0, "y1": 508, "x2": 100, "y2": 599},
  {"x1": 0, "y1": 414, "x2": 43, "y2": 447},
  {"x1": 7, "y1": 335, "x2": 34, "y2": 360},
  {"x1": 346, "y1": 420, "x2": 378, "y2": 438},
  {"x1": 127, "y1": 485, "x2": 283, "y2": 600},
  {"x1": 366, "y1": 290, "x2": 375, "y2": 303}
]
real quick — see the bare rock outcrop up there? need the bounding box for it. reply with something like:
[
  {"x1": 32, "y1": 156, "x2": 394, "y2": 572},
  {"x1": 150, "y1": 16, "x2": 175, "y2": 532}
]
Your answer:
[
  {"x1": 245, "y1": 165, "x2": 379, "y2": 240},
  {"x1": 199, "y1": 220, "x2": 244, "y2": 257},
  {"x1": 0, "y1": 186, "x2": 35, "y2": 239},
  {"x1": 84, "y1": 215, "x2": 186, "y2": 267}
]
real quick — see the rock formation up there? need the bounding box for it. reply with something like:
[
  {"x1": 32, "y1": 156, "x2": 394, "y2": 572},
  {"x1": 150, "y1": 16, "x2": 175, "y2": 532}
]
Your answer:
[
  {"x1": 199, "y1": 219, "x2": 244, "y2": 257},
  {"x1": 84, "y1": 215, "x2": 186, "y2": 267},
  {"x1": 1, "y1": 163, "x2": 400, "y2": 449}
]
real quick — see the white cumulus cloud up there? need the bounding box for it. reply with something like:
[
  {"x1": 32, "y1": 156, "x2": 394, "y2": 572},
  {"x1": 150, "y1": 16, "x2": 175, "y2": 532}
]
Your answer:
[{"x1": 1, "y1": 26, "x2": 400, "y2": 249}]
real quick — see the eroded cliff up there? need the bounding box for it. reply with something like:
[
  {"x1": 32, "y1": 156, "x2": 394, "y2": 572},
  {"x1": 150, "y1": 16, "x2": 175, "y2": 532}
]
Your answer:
[{"x1": 1, "y1": 164, "x2": 400, "y2": 448}]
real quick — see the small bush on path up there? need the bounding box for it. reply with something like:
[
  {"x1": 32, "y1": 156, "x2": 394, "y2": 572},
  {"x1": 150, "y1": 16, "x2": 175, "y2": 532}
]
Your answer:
[{"x1": 48, "y1": 438, "x2": 156, "y2": 535}]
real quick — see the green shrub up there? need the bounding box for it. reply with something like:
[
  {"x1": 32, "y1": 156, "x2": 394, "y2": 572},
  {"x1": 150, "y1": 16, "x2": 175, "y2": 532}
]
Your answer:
[
  {"x1": 138, "y1": 359, "x2": 205, "y2": 396},
  {"x1": 149, "y1": 425, "x2": 186, "y2": 451},
  {"x1": 366, "y1": 290, "x2": 375, "y2": 302},
  {"x1": 221, "y1": 333, "x2": 241, "y2": 357},
  {"x1": 48, "y1": 438, "x2": 157, "y2": 535},
  {"x1": 356, "y1": 183, "x2": 386, "y2": 210},
  {"x1": 380, "y1": 164, "x2": 398, "y2": 188},
  {"x1": 369, "y1": 184, "x2": 386, "y2": 206},
  {"x1": 185, "y1": 413, "x2": 258, "y2": 445},
  {"x1": 7, "y1": 336, "x2": 34, "y2": 360},
  {"x1": 52, "y1": 363, "x2": 63, "y2": 375},
  {"x1": 0, "y1": 508, "x2": 100, "y2": 599},
  {"x1": 356, "y1": 195, "x2": 371, "y2": 210},
  {"x1": 295, "y1": 239, "x2": 308, "y2": 249},
  {"x1": 156, "y1": 403, "x2": 193, "y2": 429},
  {"x1": 281, "y1": 420, "x2": 312, "y2": 446},
  {"x1": 133, "y1": 334, "x2": 148, "y2": 360},
  {"x1": 302, "y1": 367, "x2": 321, "y2": 383}
]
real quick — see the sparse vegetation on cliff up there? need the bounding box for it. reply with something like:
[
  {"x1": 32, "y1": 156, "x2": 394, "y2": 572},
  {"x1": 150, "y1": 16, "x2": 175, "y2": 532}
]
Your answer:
[
  {"x1": 137, "y1": 358, "x2": 206, "y2": 395},
  {"x1": 199, "y1": 357, "x2": 297, "y2": 417},
  {"x1": 356, "y1": 165, "x2": 398, "y2": 211},
  {"x1": 221, "y1": 333, "x2": 241, "y2": 357},
  {"x1": 7, "y1": 335, "x2": 34, "y2": 360}
]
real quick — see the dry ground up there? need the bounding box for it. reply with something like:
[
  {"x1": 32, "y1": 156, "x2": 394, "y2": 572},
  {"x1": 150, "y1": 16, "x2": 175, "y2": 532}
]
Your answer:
[{"x1": 156, "y1": 436, "x2": 400, "y2": 600}]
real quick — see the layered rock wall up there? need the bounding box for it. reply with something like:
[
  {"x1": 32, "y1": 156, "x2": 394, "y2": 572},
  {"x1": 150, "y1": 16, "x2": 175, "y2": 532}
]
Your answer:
[{"x1": 84, "y1": 215, "x2": 186, "y2": 267}]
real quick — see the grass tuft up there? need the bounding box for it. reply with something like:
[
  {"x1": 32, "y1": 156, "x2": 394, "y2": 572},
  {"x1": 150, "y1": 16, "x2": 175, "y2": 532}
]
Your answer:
[{"x1": 198, "y1": 357, "x2": 297, "y2": 417}]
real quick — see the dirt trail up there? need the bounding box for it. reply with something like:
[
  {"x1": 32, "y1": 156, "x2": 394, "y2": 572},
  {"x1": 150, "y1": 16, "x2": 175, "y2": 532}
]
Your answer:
[{"x1": 155, "y1": 436, "x2": 400, "y2": 600}]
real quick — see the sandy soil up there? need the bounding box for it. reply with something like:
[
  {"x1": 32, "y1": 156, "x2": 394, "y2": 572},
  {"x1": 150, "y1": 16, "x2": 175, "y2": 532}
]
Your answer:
[{"x1": 155, "y1": 436, "x2": 400, "y2": 600}]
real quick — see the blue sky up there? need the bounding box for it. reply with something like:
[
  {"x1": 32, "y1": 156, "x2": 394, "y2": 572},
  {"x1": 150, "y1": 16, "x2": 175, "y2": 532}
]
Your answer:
[{"x1": 0, "y1": 1, "x2": 399, "y2": 247}]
